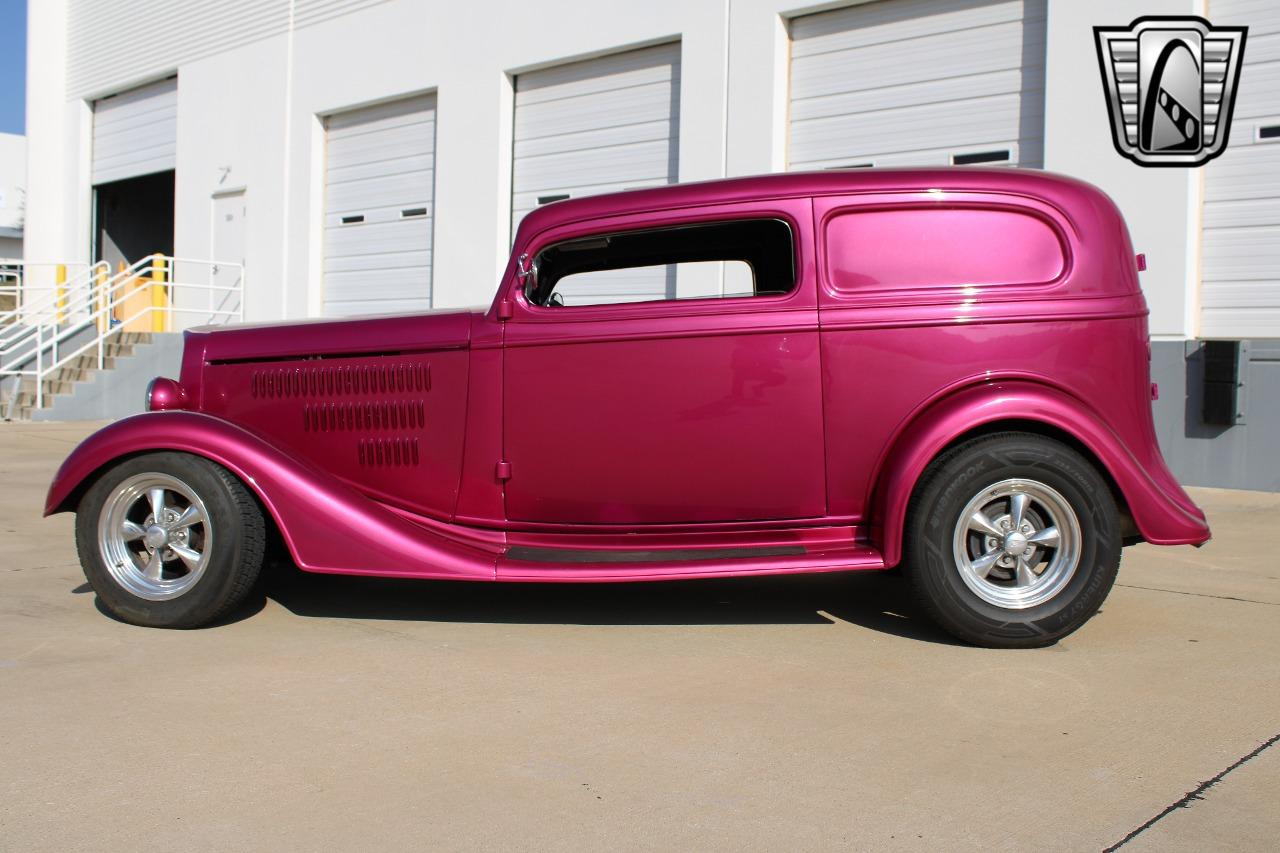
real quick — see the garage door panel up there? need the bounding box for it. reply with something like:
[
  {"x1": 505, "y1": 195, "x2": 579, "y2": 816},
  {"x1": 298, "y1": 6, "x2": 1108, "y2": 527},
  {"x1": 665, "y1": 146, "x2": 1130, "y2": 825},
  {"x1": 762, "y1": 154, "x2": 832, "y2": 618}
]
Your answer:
[
  {"x1": 327, "y1": 155, "x2": 434, "y2": 188},
  {"x1": 511, "y1": 177, "x2": 670, "y2": 222},
  {"x1": 516, "y1": 50, "x2": 679, "y2": 105},
  {"x1": 515, "y1": 86, "x2": 676, "y2": 140},
  {"x1": 1205, "y1": 145, "x2": 1280, "y2": 203},
  {"x1": 791, "y1": 0, "x2": 1033, "y2": 53},
  {"x1": 1203, "y1": 195, "x2": 1280, "y2": 229},
  {"x1": 326, "y1": 124, "x2": 435, "y2": 169},
  {"x1": 791, "y1": 21, "x2": 1041, "y2": 100},
  {"x1": 322, "y1": 296, "x2": 433, "y2": 316},
  {"x1": 514, "y1": 119, "x2": 674, "y2": 161},
  {"x1": 324, "y1": 266, "x2": 433, "y2": 299},
  {"x1": 792, "y1": 92, "x2": 1039, "y2": 165},
  {"x1": 790, "y1": 68, "x2": 1032, "y2": 123},
  {"x1": 92, "y1": 77, "x2": 177, "y2": 184},
  {"x1": 1202, "y1": 226, "x2": 1280, "y2": 280},
  {"x1": 513, "y1": 140, "x2": 676, "y2": 193},
  {"x1": 511, "y1": 43, "x2": 679, "y2": 304},
  {"x1": 327, "y1": 96, "x2": 434, "y2": 136},
  {"x1": 326, "y1": 170, "x2": 434, "y2": 214},
  {"x1": 1202, "y1": 0, "x2": 1279, "y2": 336},
  {"x1": 788, "y1": 0, "x2": 1045, "y2": 172},
  {"x1": 323, "y1": 94, "x2": 435, "y2": 316},
  {"x1": 325, "y1": 219, "x2": 432, "y2": 257},
  {"x1": 1231, "y1": 63, "x2": 1280, "y2": 119}
]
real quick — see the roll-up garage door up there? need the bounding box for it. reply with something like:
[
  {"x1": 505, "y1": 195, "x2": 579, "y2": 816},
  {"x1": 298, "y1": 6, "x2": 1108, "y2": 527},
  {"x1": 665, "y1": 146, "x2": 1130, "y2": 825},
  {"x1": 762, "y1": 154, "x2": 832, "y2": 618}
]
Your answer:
[
  {"x1": 788, "y1": 0, "x2": 1046, "y2": 170},
  {"x1": 511, "y1": 42, "x2": 680, "y2": 304},
  {"x1": 1201, "y1": 0, "x2": 1280, "y2": 338},
  {"x1": 323, "y1": 94, "x2": 436, "y2": 317},
  {"x1": 92, "y1": 76, "x2": 177, "y2": 185}
]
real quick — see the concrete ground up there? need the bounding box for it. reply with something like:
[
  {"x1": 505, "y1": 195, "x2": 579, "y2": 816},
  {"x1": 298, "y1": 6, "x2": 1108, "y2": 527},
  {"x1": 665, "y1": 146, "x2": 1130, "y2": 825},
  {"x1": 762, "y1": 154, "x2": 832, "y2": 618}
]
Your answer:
[{"x1": 1, "y1": 420, "x2": 1277, "y2": 852}]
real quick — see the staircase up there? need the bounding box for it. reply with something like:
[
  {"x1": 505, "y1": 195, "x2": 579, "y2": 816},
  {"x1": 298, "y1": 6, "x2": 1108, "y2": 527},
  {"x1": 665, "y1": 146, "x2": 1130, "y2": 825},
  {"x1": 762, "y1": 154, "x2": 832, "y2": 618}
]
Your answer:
[
  {"x1": 0, "y1": 254, "x2": 244, "y2": 422},
  {"x1": 5, "y1": 332, "x2": 154, "y2": 421}
]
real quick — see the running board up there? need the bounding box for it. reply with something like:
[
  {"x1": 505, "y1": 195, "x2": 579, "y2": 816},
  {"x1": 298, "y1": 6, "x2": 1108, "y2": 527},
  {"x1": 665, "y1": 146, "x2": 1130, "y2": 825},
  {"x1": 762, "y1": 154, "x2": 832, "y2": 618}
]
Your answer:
[{"x1": 497, "y1": 542, "x2": 885, "y2": 582}]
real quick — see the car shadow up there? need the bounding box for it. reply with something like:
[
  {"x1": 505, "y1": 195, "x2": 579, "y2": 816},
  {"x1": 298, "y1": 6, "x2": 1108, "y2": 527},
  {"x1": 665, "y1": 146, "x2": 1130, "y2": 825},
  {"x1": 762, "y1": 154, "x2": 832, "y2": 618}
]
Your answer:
[{"x1": 258, "y1": 564, "x2": 966, "y2": 646}]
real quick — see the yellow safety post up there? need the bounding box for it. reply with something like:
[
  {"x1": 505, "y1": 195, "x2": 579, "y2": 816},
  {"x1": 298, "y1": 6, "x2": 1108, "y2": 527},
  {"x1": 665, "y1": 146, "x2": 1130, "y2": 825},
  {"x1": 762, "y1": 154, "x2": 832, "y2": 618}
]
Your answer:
[
  {"x1": 55, "y1": 264, "x2": 67, "y2": 323},
  {"x1": 150, "y1": 255, "x2": 168, "y2": 332},
  {"x1": 95, "y1": 265, "x2": 108, "y2": 331}
]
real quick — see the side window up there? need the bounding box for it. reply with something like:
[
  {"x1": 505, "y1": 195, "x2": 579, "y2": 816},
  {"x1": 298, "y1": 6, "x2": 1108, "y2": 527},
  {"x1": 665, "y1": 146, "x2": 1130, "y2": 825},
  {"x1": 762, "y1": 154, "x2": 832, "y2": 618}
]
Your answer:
[
  {"x1": 526, "y1": 219, "x2": 796, "y2": 308},
  {"x1": 824, "y1": 207, "x2": 1066, "y2": 292}
]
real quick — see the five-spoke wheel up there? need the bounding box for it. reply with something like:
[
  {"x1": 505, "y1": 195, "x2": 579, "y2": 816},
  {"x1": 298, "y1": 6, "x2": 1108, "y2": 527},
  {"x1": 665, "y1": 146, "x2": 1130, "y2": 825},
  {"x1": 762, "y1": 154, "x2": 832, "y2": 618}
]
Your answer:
[
  {"x1": 904, "y1": 432, "x2": 1121, "y2": 648},
  {"x1": 76, "y1": 452, "x2": 266, "y2": 628},
  {"x1": 100, "y1": 473, "x2": 212, "y2": 600}
]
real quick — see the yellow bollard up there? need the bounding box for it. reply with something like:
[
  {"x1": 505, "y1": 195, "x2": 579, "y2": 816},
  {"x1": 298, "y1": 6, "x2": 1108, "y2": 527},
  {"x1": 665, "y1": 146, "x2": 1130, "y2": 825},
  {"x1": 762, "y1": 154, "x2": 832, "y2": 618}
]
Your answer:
[
  {"x1": 95, "y1": 266, "x2": 108, "y2": 332},
  {"x1": 150, "y1": 256, "x2": 168, "y2": 333},
  {"x1": 55, "y1": 264, "x2": 67, "y2": 324}
]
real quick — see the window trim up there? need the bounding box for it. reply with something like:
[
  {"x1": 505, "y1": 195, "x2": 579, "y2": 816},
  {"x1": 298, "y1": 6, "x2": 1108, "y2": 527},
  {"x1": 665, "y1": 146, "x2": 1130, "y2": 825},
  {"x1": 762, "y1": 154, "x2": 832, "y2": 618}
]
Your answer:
[{"x1": 508, "y1": 207, "x2": 811, "y2": 321}]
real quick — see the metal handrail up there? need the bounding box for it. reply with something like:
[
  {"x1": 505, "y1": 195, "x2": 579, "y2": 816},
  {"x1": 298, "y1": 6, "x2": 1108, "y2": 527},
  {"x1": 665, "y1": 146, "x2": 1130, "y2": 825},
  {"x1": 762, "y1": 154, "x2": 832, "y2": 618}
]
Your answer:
[
  {"x1": 0, "y1": 261, "x2": 110, "y2": 336},
  {"x1": 0, "y1": 255, "x2": 244, "y2": 415}
]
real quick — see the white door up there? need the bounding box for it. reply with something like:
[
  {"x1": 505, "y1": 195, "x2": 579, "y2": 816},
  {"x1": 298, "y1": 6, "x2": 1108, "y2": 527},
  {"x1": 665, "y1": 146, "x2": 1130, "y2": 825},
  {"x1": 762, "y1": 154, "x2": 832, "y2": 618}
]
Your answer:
[
  {"x1": 323, "y1": 94, "x2": 437, "y2": 317},
  {"x1": 210, "y1": 190, "x2": 246, "y2": 324},
  {"x1": 1201, "y1": 0, "x2": 1280, "y2": 338},
  {"x1": 511, "y1": 42, "x2": 681, "y2": 304},
  {"x1": 92, "y1": 77, "x2": 178, "y2": 185},
  {"x1": 788, "y1": 0, "x2": 1046, "y2": 170}
]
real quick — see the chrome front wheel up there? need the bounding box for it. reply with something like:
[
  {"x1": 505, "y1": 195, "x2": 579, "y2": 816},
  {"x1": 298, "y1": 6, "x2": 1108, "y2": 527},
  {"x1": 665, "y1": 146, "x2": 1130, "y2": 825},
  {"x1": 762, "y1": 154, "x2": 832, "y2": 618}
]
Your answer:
[
  {"x1": 98, "y1": 472, "x2": 212, "y2": 600},
  {"x1": 77, "y1": 452, "x2": 266, "y2": 628}
]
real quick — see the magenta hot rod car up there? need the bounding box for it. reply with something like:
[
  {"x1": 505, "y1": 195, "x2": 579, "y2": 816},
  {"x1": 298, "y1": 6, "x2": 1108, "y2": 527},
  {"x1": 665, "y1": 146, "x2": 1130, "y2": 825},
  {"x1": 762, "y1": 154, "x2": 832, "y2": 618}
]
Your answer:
[{"x1": 47, "y1": 169, "x2": 1210, "y2": 647}]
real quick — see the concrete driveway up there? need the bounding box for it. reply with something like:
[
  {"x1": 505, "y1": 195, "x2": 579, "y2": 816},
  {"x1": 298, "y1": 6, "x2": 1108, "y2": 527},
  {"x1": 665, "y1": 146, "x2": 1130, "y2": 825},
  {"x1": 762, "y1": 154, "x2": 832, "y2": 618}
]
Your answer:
[{"x1": 2, "y1": 420, "x2": 1277, "y2": 851}]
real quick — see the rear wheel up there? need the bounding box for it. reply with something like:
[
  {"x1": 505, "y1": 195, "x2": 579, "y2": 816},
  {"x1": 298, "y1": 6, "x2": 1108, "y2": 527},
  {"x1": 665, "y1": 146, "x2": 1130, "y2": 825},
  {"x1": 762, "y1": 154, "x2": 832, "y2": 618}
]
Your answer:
[
  {"x1": 76, "y1": 452, "x2": 266, "y2": 628},
  {"x1": 903, "y1": 433, "x2": 1121, "y2": 648}
]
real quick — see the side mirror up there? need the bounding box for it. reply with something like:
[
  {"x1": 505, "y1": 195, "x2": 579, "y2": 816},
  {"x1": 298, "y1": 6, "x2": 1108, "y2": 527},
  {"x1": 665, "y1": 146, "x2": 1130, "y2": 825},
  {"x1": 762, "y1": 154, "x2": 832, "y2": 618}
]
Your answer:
[{"x1": 547, "y1": 292, "x2": 565, "y2": 308}]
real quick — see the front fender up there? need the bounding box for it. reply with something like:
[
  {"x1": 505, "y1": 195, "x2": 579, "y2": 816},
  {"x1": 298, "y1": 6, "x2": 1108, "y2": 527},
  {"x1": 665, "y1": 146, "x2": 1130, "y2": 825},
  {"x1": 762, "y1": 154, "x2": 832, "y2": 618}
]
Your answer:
[
  {"x1": 46, "y1": 412, "x2": 497, "y2": 580},
  {"x1": 871, "y1": 381, "x2": 1209, "y2": 567}
]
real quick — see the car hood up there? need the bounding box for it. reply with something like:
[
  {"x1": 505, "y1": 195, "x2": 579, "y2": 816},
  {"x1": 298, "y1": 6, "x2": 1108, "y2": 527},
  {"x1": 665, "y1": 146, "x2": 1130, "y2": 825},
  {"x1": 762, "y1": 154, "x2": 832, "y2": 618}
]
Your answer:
[{"x1": 186, "y1": 308, "x2": 478, "y2": 364}]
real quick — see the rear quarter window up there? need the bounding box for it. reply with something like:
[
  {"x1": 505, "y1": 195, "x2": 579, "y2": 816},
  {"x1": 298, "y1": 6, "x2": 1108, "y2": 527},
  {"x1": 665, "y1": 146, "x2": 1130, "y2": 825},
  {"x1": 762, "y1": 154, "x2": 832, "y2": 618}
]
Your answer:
[{"x1": 823, "y1": 206, "x2": 1066, "y2": 293}]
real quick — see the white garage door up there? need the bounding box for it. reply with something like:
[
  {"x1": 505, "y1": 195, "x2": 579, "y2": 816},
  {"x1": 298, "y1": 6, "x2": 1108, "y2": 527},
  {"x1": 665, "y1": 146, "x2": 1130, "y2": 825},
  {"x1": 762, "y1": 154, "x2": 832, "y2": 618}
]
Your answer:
[
  {"x1": 1202, "y1": 0, "x2": 1280, "y2": 338},
  {"x1": 92, "y1": 76, "x2": 177, "y2": 185},
  {"x1": 323, "y1": 94, "x2": 436, "y2": 317},
  {"x1": 788, "y1": 0, "x2": 1046, "y2": 170},
  {"x1": 511, "y1": 42, "x2": 680, "y2": 304}
]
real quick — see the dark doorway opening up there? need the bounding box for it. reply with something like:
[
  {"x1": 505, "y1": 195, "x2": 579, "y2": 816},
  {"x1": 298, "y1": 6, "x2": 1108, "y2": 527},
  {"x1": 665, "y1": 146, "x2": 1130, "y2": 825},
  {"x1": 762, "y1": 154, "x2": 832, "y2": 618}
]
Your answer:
[{"x1": 93, "y1": 170, "x2": 175, "y2": 269}]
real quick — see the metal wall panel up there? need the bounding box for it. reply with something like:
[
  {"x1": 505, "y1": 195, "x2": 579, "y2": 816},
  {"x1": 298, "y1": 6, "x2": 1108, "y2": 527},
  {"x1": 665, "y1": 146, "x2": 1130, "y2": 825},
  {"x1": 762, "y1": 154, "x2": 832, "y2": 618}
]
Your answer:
[
  {"x1": 511, "y1": 42, "x2": 681, "y2": 305},
  {"x1": 1202, "y1": 0, "x2": 1280, "y2": 338},
  {"x1": 91, "y1": 77, "x2": 177, "y2": 185},
  {"x1": 788, "y1": 0, "x2": 1046, "y2": 170},
  {"x1": 67, "y1": 0, "x2": 394, "y2": 99},
  {"x1": 323, "y1": 94, "x2": 437, "y2": 317}
]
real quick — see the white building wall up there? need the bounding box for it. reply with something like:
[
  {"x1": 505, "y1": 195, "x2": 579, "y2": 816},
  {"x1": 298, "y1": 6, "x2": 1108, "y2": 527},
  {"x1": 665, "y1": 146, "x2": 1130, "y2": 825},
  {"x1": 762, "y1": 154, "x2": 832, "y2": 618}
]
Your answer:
[
  {"x1": 1041, "y1": 0, "x2": 1203, "y2": 339},
  {"x1": 23, "y1": 0, "x2": 1217, "y2": 336}
]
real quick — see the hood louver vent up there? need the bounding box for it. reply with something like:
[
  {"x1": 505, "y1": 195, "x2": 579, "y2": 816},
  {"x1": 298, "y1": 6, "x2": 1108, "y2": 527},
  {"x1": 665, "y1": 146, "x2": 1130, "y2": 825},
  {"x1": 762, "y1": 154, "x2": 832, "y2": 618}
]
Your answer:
[{"x1": 251, "y1": 363, "x2": 430, "y2": 399}]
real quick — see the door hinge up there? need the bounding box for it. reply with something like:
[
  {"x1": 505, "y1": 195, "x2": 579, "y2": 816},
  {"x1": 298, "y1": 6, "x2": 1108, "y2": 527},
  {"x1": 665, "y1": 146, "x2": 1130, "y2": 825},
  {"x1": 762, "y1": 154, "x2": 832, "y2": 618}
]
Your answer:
[
  {"x1": 495, "y1": 460, "x2": 512, "y2": 482},
  {"x1": 496, "y1": 299, "x2": 513, "y2": 320}
]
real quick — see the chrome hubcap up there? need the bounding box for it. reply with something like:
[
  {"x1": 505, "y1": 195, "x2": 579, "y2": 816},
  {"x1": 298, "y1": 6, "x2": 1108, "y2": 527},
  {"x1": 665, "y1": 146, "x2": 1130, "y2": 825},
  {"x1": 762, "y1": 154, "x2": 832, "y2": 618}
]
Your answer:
[
  {"x1": 98, "y1": 473, "x2": 212, "y2": 601},
  {"x1": 952, "y1": 478, "x2": 1081, "y2": 610}
]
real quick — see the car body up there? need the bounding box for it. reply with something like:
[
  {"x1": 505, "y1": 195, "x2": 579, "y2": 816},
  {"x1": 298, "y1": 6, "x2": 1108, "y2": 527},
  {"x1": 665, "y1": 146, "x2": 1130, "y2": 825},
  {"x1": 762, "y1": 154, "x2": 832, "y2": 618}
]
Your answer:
[{"x1": 48, "y1": 169, "x2": 1210, "y2": 645}]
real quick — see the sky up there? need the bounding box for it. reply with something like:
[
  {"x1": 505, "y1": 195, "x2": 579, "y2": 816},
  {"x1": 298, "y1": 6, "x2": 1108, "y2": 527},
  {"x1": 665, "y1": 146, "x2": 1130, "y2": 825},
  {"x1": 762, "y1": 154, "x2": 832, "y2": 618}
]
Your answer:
[{"x1": 0, "y1": 0, "x2": 26, "y2": 135}]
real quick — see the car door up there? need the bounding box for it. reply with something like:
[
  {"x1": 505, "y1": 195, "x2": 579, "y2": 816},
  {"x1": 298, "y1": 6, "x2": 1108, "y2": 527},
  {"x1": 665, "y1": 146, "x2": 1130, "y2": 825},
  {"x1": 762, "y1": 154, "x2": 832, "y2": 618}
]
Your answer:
[{"x1": 501, "y1": 199, "x2": 826, "y2": 525}]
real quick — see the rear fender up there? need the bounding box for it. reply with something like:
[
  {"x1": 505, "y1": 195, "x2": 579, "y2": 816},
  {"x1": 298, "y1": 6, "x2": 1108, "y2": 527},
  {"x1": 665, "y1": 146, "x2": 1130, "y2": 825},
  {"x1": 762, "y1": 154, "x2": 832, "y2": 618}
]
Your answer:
[
  {"x1": 871, "y1": 381, "x2": 1210, "y2": 566},
  {"x1": 45, "y1": 412, "x2": 498, "y2": 580}
]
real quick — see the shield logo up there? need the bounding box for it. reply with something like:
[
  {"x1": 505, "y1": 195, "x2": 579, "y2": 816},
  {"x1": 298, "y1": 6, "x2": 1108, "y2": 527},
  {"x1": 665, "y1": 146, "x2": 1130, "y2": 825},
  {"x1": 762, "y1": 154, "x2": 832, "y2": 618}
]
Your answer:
[{"x1": 1094, "y1": 16, "x2": 1247, "y2": 167}]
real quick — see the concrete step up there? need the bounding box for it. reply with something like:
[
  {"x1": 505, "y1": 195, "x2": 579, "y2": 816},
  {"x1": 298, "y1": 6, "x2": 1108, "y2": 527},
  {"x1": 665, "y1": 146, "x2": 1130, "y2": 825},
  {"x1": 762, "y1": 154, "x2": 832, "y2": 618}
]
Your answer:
[{"x1": 7, "y1": 333, "x2": 183, "y2": 422}]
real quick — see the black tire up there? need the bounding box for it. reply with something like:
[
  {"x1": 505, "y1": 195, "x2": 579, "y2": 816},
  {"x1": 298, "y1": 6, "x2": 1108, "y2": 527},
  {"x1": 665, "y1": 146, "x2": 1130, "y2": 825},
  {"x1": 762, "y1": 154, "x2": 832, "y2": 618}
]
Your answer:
[
  {"x1": 75, "y1": 452, "x2": 266, "y2": 628},
  {"x1": 903, "y1": 432, "x2": 1121, "y2": 648}
]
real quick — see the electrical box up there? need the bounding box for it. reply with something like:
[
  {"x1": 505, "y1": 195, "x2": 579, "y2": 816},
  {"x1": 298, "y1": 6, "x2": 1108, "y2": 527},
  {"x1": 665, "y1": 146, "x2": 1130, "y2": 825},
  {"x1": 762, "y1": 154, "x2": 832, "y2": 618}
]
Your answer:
[{"x1": 1201, "y1": 340, "x2": 1247, "y2": 426}]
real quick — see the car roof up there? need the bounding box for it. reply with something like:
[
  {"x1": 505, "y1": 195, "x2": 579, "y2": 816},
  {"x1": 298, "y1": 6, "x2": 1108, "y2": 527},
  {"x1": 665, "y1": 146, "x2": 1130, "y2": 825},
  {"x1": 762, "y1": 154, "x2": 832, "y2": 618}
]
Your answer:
[{"x1": 513, "y1": 168, "x2": 1106, "y2": 244}]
